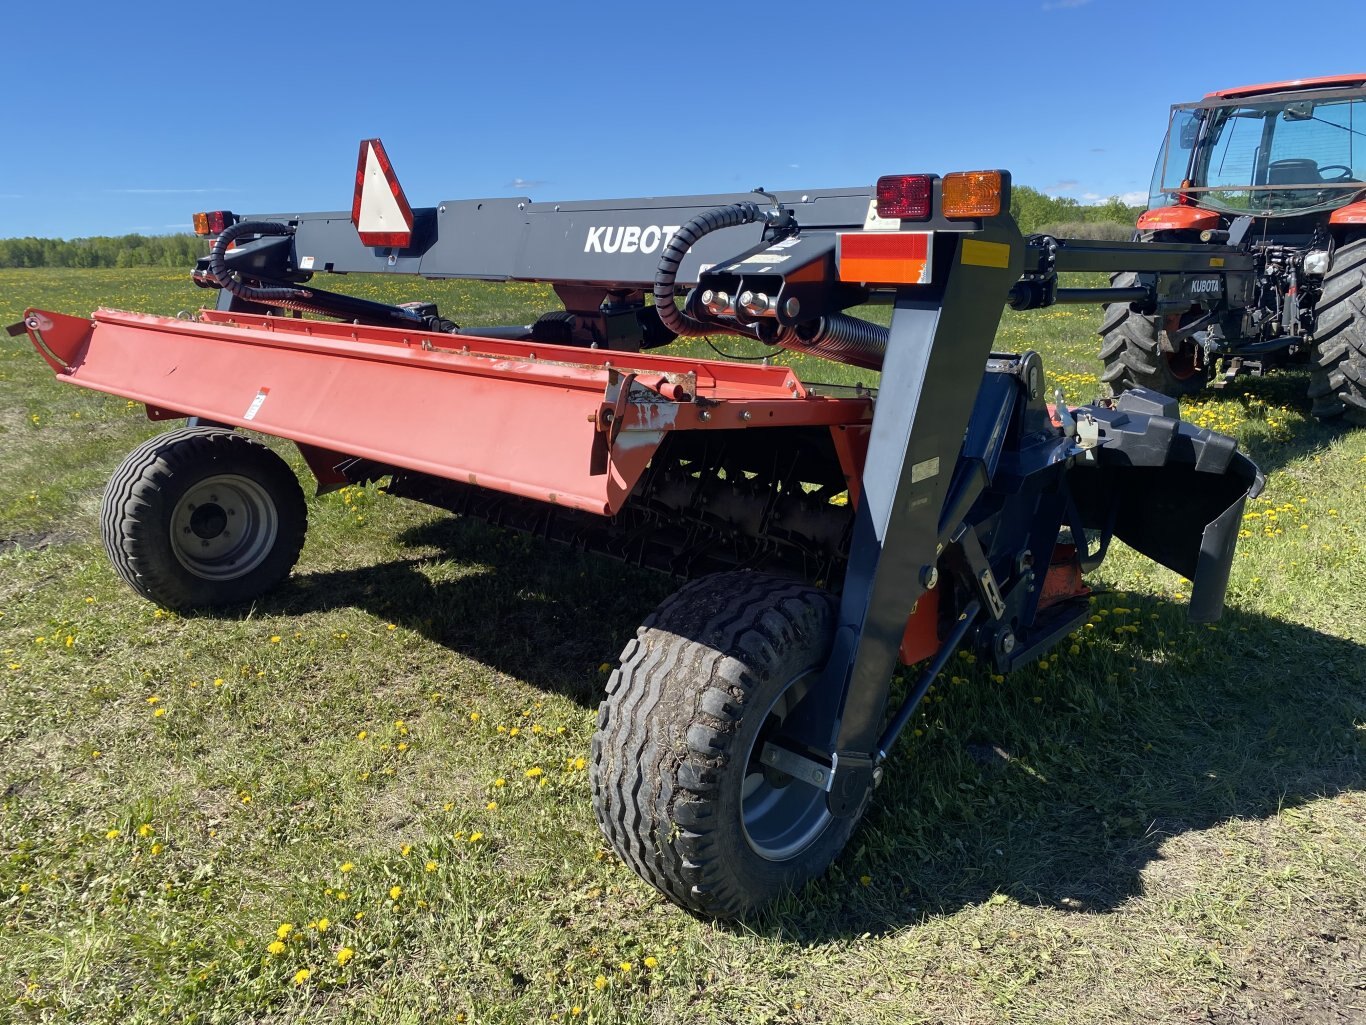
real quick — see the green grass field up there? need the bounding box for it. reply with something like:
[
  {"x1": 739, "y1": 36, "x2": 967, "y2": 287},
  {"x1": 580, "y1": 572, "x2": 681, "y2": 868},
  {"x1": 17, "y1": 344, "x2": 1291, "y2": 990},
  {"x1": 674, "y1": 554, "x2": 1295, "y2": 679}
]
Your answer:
[{"x1": 1, "y1": 267, "x2": 1363, "y2": 1025}]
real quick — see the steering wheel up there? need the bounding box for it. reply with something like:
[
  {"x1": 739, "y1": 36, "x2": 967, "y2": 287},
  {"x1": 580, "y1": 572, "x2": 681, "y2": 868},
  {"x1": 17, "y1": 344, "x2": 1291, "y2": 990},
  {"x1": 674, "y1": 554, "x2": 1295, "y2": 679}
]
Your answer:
[{"x1": 1317, "y1": 164, "x2": 1355, "y2": 181}]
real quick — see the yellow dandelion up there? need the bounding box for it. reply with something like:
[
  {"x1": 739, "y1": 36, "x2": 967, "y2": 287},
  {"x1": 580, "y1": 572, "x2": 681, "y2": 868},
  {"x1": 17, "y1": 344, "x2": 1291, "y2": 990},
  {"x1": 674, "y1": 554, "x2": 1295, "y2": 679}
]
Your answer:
[
  {"x1": 276, "y1": 923, "x2": 294, "y2": 940},
  {"x1": 267, "y1": 940, "x2": 286, "y2": 955},
  {"x1": 468, "y1": 832, "x2": 484, "y2": 843},
  {"x1": 357, "y1": 730, "x2": 368, "y2": 741},
  {"x1": 292, "y1": 968, "x2": 311, "y2": 986},
  {"x1": 425, "y1": 860, "x2": 438, "y2": 872},
  {"x1": 316, "y1": 918, "x2": 330, "y2": 932},
  {"x1": 150, "y1": 843, "x2": 164, "y2": 855},
  {"x1": 525, "y1": 767, "x2": 544, "y2": 778},
  {"x1": 469, "y1": 711, "x2": 481, "y2": 722},
  {"x1": 389, "y1": 885, "x2": 402, "y2": 900},
  {"x1": 619, "y1": 962, "x2": 632, "y2": 973},
  {"x1": 153, "y1": 708, "x2": 167, "y2": 718},
  {"x1": 594, "y1": 975, "x2": 608, "y2": 991},
  {"x1": 146, "y1": 695, "x2": 160, "y2": 705},
  {"x1": 339, "y1": 862, "x2": 355, "y2": 873},
  {"x1": 486, "y1": 801, "x2": 497, "y2": 811},
  {"x1": 269, "y1": 636, "x2": 281, "y2": 644},
  {"x1": 105, "y1": 829, "x2": 121, "y2": 840},
  {"x1": 494, "y1": 777, "x2": 506, "y2": 787},
  {"x1": 644, "y1": 956, "x2": 658, "y2": 969},
  {"x1": 400, "y1": 843, "x2": 412, "y2": 856},
  {"x1": 337, "y1": 947, "x2": 355, "y2": 966}
]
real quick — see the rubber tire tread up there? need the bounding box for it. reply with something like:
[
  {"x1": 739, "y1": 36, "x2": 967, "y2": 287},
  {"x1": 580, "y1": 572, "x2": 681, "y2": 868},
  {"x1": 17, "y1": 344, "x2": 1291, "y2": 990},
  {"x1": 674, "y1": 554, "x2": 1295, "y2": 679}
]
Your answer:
[
  {"x1": 590, "y1": 570, "x2": 857, "y2": 919},
  {"x1": 101, "y1": 427, "x2": 307, "y2": 610},
  {"x1": 1309, "y1": 237, "x2": 1366, "y2": 425},
  {"x1": 1098, "y1": 272, "x2": 1208, "y2": 398}
]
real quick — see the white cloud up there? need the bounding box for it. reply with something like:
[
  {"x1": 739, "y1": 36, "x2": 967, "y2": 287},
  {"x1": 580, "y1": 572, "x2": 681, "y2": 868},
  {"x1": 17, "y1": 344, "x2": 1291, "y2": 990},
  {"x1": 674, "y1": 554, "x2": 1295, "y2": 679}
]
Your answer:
[
  {"x1": 1119, "y1": 190, "x2": 1148, "y2": 205},
  {"x1": 1042, "y1": 179, "x2": 1079, "y2": 194},
  {"x1": 105, "y1": 188, "x2": 233, "y2": 195},
  {"x1": 508, "y1": 177, "x2": 547, "y2": 190}
]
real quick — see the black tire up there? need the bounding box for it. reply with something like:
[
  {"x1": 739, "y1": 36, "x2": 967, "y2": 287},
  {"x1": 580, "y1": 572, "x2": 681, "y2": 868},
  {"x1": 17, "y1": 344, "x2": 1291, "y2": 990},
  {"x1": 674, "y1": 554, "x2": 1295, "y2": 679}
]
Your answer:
[
  {"x1": 101, "y1": 427, "x2": 307, "y2": 610},
  {"x1": 591, "y1": 571, "x2": 858, "y2": 919},
  {"x1": 1309, "y1": 238, "x2": 1366, "y2": 425},
  {"x1": 1099, "y1": 272, "x2": 1210, "y2": 398}
]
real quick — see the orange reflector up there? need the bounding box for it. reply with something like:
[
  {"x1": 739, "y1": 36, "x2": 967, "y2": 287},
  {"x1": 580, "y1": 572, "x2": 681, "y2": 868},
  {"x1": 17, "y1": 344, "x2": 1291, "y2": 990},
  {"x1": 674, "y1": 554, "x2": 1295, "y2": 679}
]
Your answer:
[
  {"x1": 941, "y1": 171, "x2": 1004, "y2": 219},
  {"x1": 838, "y1": 232, "x2": 933, "y2": 284},
  {"x1": 192, "y1": 211, "x2": 234, "y2": 236}
]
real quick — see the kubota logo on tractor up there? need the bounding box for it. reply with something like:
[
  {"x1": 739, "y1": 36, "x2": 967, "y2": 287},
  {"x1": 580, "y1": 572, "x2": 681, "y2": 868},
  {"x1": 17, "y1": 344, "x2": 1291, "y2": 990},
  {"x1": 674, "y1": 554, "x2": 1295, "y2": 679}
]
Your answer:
[{"x1": 584, "y1": 224, "x2": 680, "y2": 255}]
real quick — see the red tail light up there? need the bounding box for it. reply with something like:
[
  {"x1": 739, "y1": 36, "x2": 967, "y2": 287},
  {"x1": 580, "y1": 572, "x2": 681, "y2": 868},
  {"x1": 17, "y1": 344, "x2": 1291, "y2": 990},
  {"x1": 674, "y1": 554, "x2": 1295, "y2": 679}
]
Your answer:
[
  {"x1": 875, "y1": 175, "x2": 934, "y2": 220},
  {"x1": 192, "y1": 211, "x2": 235, "y2": 236}
]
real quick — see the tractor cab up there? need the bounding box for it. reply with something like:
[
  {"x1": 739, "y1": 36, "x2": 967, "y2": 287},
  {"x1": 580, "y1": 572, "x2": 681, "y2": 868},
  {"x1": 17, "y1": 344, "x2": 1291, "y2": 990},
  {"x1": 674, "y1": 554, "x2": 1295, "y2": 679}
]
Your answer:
[{"x1": 1140, "y1": 76, "x2": 1366, "y2": 232}]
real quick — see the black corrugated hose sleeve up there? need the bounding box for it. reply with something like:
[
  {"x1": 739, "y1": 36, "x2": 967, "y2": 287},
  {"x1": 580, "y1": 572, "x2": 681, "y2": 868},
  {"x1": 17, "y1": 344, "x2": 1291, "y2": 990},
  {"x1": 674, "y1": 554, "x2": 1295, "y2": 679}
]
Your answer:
[
  {"x1": 209, "y1": 221, "x2": 312, "y2": 303},
  {"x1": 652, "y1": 203, "x2": 762, "y2": 338}
]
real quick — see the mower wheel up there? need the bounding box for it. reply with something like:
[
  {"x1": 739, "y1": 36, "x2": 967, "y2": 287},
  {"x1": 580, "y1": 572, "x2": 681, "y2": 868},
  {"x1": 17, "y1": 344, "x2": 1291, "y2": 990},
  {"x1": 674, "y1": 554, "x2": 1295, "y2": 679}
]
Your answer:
[
  {"x1": 591, "y1": 571, "x2": 857, "y2": 918},
  {"x1": 1099, "y1": 272, "x2": 1209, "y2": 399},
  {"x1": 101, "y1": 427, "x2": 307, "y2": 610},
  {"x1": 1309, "y1": 237, "x2": 1366, "y2": 425}
]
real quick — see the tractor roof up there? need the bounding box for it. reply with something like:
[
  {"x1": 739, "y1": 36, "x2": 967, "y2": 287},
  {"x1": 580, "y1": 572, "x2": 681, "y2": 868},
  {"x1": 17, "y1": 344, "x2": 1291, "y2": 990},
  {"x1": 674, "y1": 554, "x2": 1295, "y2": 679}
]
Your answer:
[{"x1": 1205, "y1": 74, "x2": 1366, "y2": 99}]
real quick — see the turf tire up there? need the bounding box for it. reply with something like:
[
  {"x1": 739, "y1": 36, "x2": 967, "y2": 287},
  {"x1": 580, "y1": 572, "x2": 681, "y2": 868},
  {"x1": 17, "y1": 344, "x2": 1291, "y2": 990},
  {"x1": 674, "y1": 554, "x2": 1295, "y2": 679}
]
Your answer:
[
  {"x1": 101, "y1": 427, "x2": 307, "y2": 610},
  {"x1": 591, "y1": 571, "x2": 858, "y2": 919},
  {"x1": 1099, "y1": 272, "x2": 1209, "y2": 398},
  {"x1": 1309, "y1": 238, "x2": 1366, "y2": 425}
]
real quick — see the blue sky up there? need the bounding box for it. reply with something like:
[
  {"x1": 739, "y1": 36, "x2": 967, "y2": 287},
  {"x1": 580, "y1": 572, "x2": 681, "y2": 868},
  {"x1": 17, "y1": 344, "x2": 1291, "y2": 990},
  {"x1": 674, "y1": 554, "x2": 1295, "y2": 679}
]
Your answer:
[{"x1": 3, "y1": 0, "x2": 1364, "y2": 239}]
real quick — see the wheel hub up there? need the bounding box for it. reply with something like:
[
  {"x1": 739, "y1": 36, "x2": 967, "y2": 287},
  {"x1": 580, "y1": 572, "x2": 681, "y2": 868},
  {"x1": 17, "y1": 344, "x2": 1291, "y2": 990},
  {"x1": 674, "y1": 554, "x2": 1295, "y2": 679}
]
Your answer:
[
  {"x1": 169, "y1": 474, "x2": 279, "y2": 581},
  {"x1": 740, "y1": 672, "x2": 834, "y2": 862}
]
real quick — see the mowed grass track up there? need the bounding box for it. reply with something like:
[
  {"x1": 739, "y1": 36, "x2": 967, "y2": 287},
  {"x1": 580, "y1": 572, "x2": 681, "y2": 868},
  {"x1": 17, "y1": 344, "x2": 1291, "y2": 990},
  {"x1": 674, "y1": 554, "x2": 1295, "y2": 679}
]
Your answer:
[{"x1": 1, "y1": 267, "x2": 1364, "y2": 1025}]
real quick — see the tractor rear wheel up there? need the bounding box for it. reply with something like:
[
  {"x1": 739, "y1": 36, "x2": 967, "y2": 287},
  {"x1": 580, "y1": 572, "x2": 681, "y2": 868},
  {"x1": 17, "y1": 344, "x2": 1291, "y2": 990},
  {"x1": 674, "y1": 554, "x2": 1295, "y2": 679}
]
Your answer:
[
  {"x1": 101, "y1": 427, "x2": 307, "y2": 610},
  {"x1": 591, "y1": 571, "x2": 857, "y2": 918},
  {"x1": 1099, "y1": 272, "x2": 1210, "y2": 398},
  {"x1": 1309, "y1": 238, "x2": 1366, "y2": 425}
]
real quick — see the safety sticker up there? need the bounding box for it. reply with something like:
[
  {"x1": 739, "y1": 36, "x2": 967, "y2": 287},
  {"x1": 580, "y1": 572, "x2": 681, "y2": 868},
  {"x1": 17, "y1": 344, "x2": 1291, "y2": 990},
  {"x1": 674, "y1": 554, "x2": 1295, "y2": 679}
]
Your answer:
[
  {"x1": 910, "y1": 456, "x2": 940, "y2": 483},
  {"x1": 243, "y1": 388, "x2": 269, "y2": 421},
  {"x1": 741, "y1": 254, "x2": 791, "y2": 265},
  {"x1": 299, "y1": 256, "x2": 316, "y2": 270}
]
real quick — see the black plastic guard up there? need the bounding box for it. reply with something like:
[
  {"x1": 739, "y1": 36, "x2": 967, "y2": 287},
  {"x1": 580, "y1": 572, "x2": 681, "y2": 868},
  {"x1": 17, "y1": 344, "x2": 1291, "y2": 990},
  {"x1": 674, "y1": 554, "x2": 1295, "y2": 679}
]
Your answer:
[{"x1": 1065, "y1": 388, "x2": 1265, "y2": 622}]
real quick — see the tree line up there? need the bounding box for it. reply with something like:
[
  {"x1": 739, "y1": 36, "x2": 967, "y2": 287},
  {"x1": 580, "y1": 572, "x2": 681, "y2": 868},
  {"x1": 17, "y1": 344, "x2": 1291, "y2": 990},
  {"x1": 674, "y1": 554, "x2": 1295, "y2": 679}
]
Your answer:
[
  {"x1": 0, "y1": 234, "x2": 205, "y2": 269},
  {"x1": 0, "y1": 187, "x2": 1145, "y2": 268}
]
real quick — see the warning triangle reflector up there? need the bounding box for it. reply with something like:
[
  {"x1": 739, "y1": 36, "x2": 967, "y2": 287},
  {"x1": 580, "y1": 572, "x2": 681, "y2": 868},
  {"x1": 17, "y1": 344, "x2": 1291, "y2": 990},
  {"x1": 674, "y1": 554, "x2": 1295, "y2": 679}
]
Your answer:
[{"x1": 351, "y1": 138, "x2": 415, "y2": 248}]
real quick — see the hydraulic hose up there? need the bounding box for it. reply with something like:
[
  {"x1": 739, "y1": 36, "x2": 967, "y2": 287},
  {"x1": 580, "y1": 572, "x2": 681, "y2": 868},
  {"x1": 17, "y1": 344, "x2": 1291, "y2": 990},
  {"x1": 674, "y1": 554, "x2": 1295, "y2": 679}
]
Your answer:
[
  {"x1": 652, "y1": 203, "x2": 766, "y2": 339},
  {"x1": 773, "y1": 315, "x2": 888, "y2": 371},
  {"x1": 652, "y1": 202, "x2": 888, "y2": 369},
  {"x1": 208, "y1": 221, "x2": 315, "y2": 304},
  {"x1": 208, "y1": 220, "x2": 432, "y2": 327}
]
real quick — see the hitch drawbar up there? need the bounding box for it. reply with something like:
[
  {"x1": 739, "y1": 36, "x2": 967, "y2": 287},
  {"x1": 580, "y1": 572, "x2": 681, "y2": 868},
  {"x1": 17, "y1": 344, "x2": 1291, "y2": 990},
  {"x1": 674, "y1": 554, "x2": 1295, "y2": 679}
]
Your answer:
[{"x1": 14, "y1": 141, "x2": 1263, "y2": 919}]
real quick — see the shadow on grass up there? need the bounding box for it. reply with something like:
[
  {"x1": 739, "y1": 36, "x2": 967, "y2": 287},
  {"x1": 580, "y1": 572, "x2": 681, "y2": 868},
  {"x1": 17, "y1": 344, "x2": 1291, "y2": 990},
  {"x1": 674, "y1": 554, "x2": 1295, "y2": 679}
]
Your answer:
[
  {"x1": 754, "y1": 598, "x2": 1365, "y2": 940},
  {"x1": 249, "y1": 516, "x2": 673, "y2": 706},
  {"x1": 252, "y1": 509, "x2": 1363, "y2": 941}
]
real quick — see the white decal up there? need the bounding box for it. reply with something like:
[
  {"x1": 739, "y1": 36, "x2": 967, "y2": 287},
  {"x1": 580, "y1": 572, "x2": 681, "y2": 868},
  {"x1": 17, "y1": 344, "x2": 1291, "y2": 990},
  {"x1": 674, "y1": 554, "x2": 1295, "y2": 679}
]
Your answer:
[
  {"x1": 863, "y1": 199, "x2": 901, "y2": 232},
  {"x1": 243, "y1": 388, "x2": 269, "y2": 422},
  {"x1": 741, "y1": 254, "x2": 790, "y2": 265},
  {"x1": 584, "y1": 224, "x2": 680, "y2": 254},
  {"x1": 910, "y1": 456, "x2": 940, "y2": 483},
  {"x1": 299, "y1": 255, "x2": 315, "y2": 270}
]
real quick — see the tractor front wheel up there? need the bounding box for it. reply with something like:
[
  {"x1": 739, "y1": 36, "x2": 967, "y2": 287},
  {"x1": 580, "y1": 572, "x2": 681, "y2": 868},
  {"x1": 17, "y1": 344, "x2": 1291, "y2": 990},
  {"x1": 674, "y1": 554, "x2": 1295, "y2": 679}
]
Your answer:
[
  {"x1": 1099, "y1": 272, "x2": 1210, "y2": 399},
  {"x1": 1309, "y1": 238, "x2": 1366, "y2": 425},
  {"x1": 101, "y1": 427, "x2": 307, "y2": 610},
  {"x1": 591, "y1": 571, "x2": 858, "y2": 918}
]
